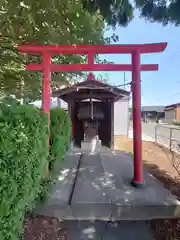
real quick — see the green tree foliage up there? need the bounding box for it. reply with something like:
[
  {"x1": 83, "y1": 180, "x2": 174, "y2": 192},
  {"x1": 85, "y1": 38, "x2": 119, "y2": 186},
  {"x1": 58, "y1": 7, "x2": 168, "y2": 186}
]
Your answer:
[
  {"x1": 84, "y1": 0, "x2": 180, "y2": 27},
  {"x1": 0, "y1": 104, "x2": 49, "y2": 240},
  {"x1": 83, "y1": 0, "x2": 133, "y2": 27},
  {"x1": 135, "y1": 0, "x2": 180, "y2": 26},
  {"x1": 0, "y1": 0, "x2": 121, "y2": 101}
]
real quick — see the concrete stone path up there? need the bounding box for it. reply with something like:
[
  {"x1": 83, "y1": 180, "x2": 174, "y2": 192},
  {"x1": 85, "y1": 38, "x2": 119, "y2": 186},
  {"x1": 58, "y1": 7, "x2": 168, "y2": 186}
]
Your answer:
[
  {"x1": 33, "y1": 148, "x2": 180, "y2": 239},
  {"x1": 35, "y1": 148, "x2": 180, "y2": 221}
]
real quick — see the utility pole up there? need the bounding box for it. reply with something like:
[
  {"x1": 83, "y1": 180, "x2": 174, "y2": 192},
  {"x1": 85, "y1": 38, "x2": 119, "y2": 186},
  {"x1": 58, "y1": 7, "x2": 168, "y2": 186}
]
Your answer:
[{"x1": 124, "y1": 72, "x2": 126, "y2": 89}]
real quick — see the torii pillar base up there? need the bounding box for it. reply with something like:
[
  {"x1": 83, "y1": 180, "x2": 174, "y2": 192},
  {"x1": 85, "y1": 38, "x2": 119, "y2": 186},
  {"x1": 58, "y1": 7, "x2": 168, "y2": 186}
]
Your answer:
[{"x1": 131, "y1": 179, "x2": 145, "y2": 188}]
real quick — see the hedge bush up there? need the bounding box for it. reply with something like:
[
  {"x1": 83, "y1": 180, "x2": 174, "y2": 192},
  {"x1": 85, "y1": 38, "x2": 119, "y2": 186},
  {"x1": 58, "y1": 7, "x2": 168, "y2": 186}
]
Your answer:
[
  {"x1": 173, "y1": 121, "x2": 180, "y2": 127},
  {"x1": 0, "y1": 104, "x2": 49, "y2": 240},
  {"x1": 49, "y1": 108, "x2": 72, "y2": 170}
]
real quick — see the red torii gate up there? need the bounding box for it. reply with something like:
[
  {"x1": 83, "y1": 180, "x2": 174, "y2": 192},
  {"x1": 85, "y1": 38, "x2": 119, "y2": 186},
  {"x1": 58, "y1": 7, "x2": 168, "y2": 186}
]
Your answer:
[{"x1": 18, "y1": 43, "x2": 167, "y2": 187}]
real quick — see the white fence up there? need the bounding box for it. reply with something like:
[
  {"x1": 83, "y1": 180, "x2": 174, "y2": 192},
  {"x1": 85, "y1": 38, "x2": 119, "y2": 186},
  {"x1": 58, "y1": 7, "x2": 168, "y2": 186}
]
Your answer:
[{"x1": 155, "y1": 125, "x2": 180, "y2": 153}]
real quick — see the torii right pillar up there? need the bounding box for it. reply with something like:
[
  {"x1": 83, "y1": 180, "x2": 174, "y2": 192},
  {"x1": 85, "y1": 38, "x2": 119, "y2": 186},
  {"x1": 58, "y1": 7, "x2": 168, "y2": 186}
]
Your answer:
[
  {"x1": 130, "y1": 43, "x2": 167, "y2": 187},
  {"x1": 131, "y1": 49, "x2": 143, "y2": 187}
]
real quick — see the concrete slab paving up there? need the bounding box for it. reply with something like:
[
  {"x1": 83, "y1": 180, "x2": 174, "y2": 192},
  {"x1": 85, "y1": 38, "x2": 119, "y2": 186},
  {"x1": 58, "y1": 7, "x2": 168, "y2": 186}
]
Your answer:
[
  {"x1": 101, "y1": 151, "x2": 180, "y2": 220},
  {"x1": 33, "y1": 148, "x2": 180, "y2": 221},
  {"x1": 70, "y1": 150, "x2": 180, "y2": 220},
  {"x1": 34, "y1": 152, "x2": 81, "y2": 219},
  {"x1": 65, "y1": 220, "x2": 154, "y2": 240},
  {"x1": 72, "y1": 153, "x2": 109, "y2": 203},
  {"x1": 71, "y1": 153, "x2": 112, "y2": 220}
]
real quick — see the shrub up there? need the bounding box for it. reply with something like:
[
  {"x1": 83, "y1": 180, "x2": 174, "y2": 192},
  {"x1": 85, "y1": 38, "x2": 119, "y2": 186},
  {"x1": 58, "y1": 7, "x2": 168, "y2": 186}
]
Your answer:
[
  {"x1": 173, "y1": 121, "x2": 180, "y2": 127},
  {"x1": 0, "y1": 104, "x2": 49, "y2": 240},
  {"x1": 49, "y1": 108, "x2": 71, "y2": 170}
]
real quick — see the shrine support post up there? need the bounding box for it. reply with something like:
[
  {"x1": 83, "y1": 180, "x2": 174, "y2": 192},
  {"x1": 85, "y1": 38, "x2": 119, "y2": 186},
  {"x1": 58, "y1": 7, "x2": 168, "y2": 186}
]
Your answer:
[
  {"x1": 131, "y1": 49, "x2": 143, "y2": 186},
  {"x1": 42, "y1": 52, "x2": 51, "y2": 122}
]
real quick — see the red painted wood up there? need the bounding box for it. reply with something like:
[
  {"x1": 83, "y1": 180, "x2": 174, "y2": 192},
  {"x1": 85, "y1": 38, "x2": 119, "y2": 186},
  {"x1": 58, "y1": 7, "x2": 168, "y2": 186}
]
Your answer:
[
  {"x1": 26, "y1": 63, "x2": 159, "y2": 72},
  {"x1": 88, "y1": 53, "x2": 94, "y2": 66},
  {"x1": 42, "y1": 52, "x2": 51, "y2": 121},
  {"x1": 18, "y1": 42, "x2": 167, "y2": 54},
  {"x1": 88, "y1": 72, "x2": 95, "y2": 80},
  {"x1": 132, "y1": 50, "x2": 143, "y2": 184}
]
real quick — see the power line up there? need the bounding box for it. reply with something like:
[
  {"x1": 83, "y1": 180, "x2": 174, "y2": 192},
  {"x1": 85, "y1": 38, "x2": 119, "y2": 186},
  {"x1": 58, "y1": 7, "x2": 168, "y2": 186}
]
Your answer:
[
  {"x1": 116, "y1": 81, "x2": 132, "y2": 88},
  {"x1": 172, "y1": 92, "x2": 180, "y2": 96},
  {"x1": 159, "y1": 45, "x2": 180, "y2": 65},
  {"x1": 123, "y1": 72, "x2": 126, "y2": 89},
  {"x1": 116, "y1": 79, "x2": 143, "y2": 88}
]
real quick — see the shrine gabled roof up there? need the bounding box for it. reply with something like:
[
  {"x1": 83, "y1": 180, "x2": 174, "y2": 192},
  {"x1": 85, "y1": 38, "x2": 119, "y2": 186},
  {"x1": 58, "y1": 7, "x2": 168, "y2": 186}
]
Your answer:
[{"x1": 52, "y1": 79, "x2": 130, "y2": 101}]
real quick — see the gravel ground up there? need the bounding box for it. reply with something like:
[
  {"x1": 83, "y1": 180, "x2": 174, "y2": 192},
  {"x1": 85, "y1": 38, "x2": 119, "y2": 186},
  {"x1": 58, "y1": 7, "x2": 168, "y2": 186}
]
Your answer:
[{"x1": 24, "y1": 215, "x2": 67, "y2": 240}]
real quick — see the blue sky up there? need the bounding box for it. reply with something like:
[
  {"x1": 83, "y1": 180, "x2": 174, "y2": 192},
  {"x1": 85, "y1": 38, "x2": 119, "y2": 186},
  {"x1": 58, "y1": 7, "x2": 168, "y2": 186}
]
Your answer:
[{"x1": 97, "y1": 13, "x2": 180, "y2": 106}]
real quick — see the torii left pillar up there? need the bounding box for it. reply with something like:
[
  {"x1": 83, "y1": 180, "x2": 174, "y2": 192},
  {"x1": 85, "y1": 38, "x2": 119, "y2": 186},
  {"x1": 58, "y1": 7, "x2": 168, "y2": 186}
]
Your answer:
[{"x1": 42, "y1": 52, "x2": 51, "y2": 122}]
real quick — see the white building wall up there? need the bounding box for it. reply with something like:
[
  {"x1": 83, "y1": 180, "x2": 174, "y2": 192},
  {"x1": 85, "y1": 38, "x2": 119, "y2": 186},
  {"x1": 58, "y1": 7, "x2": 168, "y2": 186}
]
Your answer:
[
  {"x1": 56, "y1": 98, "x2": 68, "y2": 109},
  {"x1": 114, "y1": 97, "x2": 130, "y2": 136}
]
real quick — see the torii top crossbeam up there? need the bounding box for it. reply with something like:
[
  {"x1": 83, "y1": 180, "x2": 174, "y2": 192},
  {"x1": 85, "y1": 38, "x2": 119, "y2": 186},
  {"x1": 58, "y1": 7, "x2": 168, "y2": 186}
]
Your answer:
[
  {"x1": 18, "y1": 43, "x2": 167, "y2": 54},
  {"x1": 18, "y1": 42, "x2": 167, "y2": 188},
  {"x1": 18, "y1": 43, "x2": 167, "y2": 72}
]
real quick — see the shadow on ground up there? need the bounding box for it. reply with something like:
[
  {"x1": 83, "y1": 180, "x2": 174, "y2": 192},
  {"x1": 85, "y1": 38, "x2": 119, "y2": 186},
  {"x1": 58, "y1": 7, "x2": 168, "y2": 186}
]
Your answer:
[{"x1": 144, "y1": 161, "x2": 180, "y2": 200}]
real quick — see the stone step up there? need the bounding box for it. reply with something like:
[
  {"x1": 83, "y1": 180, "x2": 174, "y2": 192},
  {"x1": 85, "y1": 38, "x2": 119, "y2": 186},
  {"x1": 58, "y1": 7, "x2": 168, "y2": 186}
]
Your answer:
[{"x1": 65, "y1": 220, "x2": 154, "y2": 240}]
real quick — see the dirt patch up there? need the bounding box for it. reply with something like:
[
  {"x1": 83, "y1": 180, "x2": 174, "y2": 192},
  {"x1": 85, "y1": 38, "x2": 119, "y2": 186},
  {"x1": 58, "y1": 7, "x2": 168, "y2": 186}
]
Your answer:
[
  {"x1": 150, "y1": 219, "x2": 180, "y2": 240},
  {"x1": 24, "y1": 215, "x2": 67, "y2": 240},
  {"x1": 114, "y1": 136, "x2": 180, "y2": 240}
]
